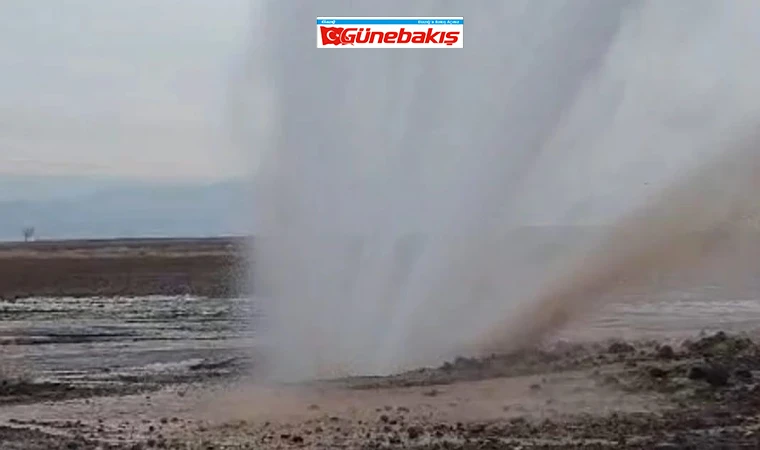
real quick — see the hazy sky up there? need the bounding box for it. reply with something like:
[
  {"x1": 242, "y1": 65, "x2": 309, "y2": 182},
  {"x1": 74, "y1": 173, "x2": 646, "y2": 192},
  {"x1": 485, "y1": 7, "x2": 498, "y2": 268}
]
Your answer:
[{"x1": 0, "y1": 0, "x2": 250, "y2": 180}]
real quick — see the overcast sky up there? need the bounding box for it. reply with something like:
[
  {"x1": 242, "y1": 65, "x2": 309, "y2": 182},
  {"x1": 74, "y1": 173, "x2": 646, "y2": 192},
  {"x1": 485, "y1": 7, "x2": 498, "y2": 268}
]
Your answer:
[{"x1": 0, "y1": 0, "x2": 250, "y2": 180}]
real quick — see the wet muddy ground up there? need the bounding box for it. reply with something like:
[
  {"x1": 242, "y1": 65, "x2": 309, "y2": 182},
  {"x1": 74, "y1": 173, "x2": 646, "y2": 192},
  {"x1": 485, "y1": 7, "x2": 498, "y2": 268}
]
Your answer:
[
  {"x1": 0, "y1": 295, "x2": 255, "y2": 406},
  {"x1": 3, "y1": 330, "x2": 760, "y2": 449},
  {"x1": 3, "y1": 290, "x2": 760, "y2": 449},
  {"x1": 3, "y1": 238, "x2": 760, "y2": 448}
]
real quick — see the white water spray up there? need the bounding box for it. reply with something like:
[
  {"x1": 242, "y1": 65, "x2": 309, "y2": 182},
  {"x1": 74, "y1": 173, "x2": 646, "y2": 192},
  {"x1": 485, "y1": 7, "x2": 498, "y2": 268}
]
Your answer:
[{"x1": 238, "y1": 0, "x2": 760, "y2": 381}]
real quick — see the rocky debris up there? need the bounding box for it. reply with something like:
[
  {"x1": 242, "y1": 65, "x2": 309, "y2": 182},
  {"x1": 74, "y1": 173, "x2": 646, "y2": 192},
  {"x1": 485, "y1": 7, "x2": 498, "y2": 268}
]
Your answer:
[
  {"x1": 683, "y1": 331, "x2": 755, "y2": 358},
  {"x1": 0, "y1": 426, "x2": 106, "y2": 450},
  {"x1": 608, "y1": 341, "x2": 636, "y2": 354},
  {"x1": 344, "y1": 343, "x2": 614, "y2": 390}
]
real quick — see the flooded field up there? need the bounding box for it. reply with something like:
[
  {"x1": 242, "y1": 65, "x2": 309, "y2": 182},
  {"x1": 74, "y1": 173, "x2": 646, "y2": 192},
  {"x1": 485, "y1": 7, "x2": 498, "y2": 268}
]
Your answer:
[
  {"x1": 0, "y1": 296, "x2": 255, "y2": 391},
  {"x1": 3, "y1": 289, "x2": 760, "y2": 387},
  {"x1": 2, "y1": 291, "x2": 760, "y2": 449}
]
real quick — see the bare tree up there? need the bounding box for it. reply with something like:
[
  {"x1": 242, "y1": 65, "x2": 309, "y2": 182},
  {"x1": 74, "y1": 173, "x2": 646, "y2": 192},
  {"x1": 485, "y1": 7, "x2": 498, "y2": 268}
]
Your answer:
[{"x1": 22, "y1": 227, "x2": 35, "y2": 242}]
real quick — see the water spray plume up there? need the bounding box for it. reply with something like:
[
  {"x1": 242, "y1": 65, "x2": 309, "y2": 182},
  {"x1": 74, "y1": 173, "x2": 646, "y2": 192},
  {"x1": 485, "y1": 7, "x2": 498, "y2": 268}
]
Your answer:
[
  {"x1": 471, "y1": 128, "x2": 760, "y2": 356},
  {"x1": 237, "y1": 0, "x2": 760, "y2": 381}
]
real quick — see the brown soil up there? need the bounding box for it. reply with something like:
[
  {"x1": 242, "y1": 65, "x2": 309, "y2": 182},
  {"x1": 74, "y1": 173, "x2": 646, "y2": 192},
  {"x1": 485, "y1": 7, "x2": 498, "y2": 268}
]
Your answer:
[{"x1": 0, "y1": 237, "x2": 247, "y2": 299}]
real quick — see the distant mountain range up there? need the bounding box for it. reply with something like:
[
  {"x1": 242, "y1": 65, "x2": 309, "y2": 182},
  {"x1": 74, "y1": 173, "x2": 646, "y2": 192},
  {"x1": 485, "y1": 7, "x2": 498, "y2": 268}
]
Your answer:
[
  {"x1": 0, "y1": 175, "x2": 250, "y2": 241},
  {"x1": 3, "y1": 174, "x2": 758, "y2": 242}
]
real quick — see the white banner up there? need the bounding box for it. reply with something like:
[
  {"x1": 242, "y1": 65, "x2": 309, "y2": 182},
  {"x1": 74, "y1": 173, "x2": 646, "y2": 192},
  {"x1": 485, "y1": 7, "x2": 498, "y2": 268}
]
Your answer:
[{"x1": 317, "y1": 17, "x2": 463, "y2": 49}]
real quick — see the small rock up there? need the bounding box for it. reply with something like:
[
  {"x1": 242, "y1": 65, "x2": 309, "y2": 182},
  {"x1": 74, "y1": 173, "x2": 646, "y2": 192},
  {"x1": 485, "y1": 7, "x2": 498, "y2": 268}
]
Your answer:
[
  {"x1": 705, "y1": 366, "x2": 730, "y2": 387},
  {"x1": 380, "y1": 415, "x2": 389, "y2": 423},
  {"x1": 735, "y1": 369, "x2": 753, "y2": 382},
  {"x1": 608, "y1": 341, "x2": 635, "y2": 354},
  {"x1": 689, "y1": 365, "x2": 729, "y2": 387},
  {"x1": 657, "y1": 345, "x2": 675, "y2": 359},
  {"x1": 307, "y1": 404, "x2": 320, "y2": 411},
  {"x1": 407, "y1": 426, "x2": 423, "y2": 440},
  {"x1": 530, "y1": 383, "x2": 542, "y2": 391},
  {"x1": 291, "y1": 435, "x2": 304, "y2": 444},
  {"x1": 649, "y1": 367, "x2": 668, "y2": 378},
  {"x1": 688, "y1": 366, "x2": 707, "y2": 380}
]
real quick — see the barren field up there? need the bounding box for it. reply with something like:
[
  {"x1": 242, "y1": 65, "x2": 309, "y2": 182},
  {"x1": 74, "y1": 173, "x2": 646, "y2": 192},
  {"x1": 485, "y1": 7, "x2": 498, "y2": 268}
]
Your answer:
[{"x1": 0, "y1": 237, "x2": 247, "y2": 299}]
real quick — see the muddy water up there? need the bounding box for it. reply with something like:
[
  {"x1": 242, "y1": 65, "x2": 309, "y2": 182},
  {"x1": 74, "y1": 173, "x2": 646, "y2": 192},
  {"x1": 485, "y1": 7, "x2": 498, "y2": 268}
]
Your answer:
[
  {"x1": 0, "y1": 296, "x2": 256, "y2": 385},
  {"x1": 1, "y1": 291, "x2": 759, "y2": 384}
]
